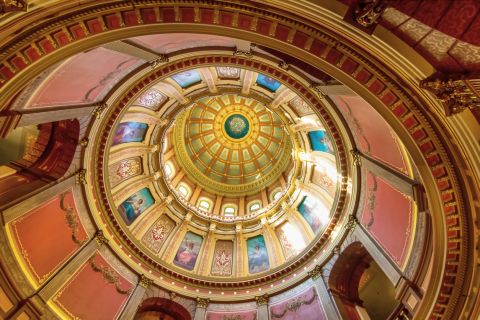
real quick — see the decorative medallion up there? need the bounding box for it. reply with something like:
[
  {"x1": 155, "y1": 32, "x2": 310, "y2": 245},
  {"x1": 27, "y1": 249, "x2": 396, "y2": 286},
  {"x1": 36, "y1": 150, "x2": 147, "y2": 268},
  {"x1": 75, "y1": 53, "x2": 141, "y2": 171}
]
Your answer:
[{"x1": 224, "y1": 114, "x2": 250, "y2": 139}]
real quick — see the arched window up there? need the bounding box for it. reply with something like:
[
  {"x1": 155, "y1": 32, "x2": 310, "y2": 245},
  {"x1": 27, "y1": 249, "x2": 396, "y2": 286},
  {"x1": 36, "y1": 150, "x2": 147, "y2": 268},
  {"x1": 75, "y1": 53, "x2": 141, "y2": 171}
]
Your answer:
[
  {"x1": 248, "y1": 201, "x2": 262, "y2": 213},
  {"x1": 222, "y1": 205, "x2": 237, "y2": 217},
  {"x1": 164, "y1": 162, "x2": 174, "y2": 179},
  {"x1": 178, "y1": 183, "x2": 190, "y2": 199},
  {"x1": 270, "y1": 188, "x2": 283, "y2": 202},
  {"x1": 197, "y1": 198, "x2": 213, "y2": 212}
]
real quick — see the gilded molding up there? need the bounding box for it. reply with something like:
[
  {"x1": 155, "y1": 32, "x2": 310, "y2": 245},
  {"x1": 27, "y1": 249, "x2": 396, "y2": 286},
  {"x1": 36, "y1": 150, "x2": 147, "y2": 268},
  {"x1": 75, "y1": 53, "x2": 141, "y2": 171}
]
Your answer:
[
  {"x1": 350, "y1": 149, "x2": 362, "y2": 166},
  {"x1": 75, "y1": 169, "x2": 87, "y2": 185},
  {"x1": 196, "y1": 297, "x2": 210, "y2": 309},
  {"x1": 255, "y1": 293, "x2": 269, "y2": 306},
  {"x1": 420, "y1": 75, "x2": 480, "y2": 116},
  {"x1": 307, "y1": 264, "x2": 323, "y2": 280},
  {"x1": 92, "y1": 102, "x2": 108, "y2": 120},
  {"x1": 0, "y1": 0, "x2": 27, "y2": 15}
]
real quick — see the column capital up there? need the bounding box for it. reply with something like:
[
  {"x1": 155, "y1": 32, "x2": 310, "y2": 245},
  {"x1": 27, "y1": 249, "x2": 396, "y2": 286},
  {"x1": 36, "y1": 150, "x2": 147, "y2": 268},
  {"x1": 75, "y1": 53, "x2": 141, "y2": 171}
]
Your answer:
[
  {"x1": 350, "y1": 149, "x2": 362, "y2": 166},
  {"x1": 94, "y1": 230, "x2": 109, "y2": 246},
  {"x1": 308, "y1": 264, "x2": 323, "y2": 280},
  {"x1": 139, "y1": 274, "x2": 154, "y2": 288},
  {"x1": 255, "y1": 293, "x2": 269, "y2": 306},
  {"x1": 196, "y1": 297, "x2": 210, "y2": 309}
]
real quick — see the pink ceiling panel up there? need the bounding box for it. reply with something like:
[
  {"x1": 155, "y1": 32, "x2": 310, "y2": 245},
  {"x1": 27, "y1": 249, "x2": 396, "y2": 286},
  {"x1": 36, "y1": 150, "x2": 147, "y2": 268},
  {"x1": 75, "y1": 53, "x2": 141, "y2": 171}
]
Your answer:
[
  {"x1": 333, "y1": 95, "x2": 408, "y2": 175},
  {"x1": 129, "y1": 33, "x2": 235, "y2": 54},
  {"x1": 27, "y1": 47, "x2": 143, "y2": 108}
]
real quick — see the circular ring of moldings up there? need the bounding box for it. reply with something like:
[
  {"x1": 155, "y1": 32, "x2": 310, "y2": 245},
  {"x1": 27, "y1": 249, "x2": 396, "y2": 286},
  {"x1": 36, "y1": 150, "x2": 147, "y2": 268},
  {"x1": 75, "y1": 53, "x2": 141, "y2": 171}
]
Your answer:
[{"x1": 93, "y1": 55, "x2": 349, "y2": 294}]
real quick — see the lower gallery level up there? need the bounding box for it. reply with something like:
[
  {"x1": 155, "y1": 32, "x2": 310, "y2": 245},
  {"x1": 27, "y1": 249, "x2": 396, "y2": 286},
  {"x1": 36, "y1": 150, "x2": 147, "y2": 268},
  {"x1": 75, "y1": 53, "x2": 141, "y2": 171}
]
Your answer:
[{"x1": 0, "y1": 1, "x2": 479, "y2": 320}]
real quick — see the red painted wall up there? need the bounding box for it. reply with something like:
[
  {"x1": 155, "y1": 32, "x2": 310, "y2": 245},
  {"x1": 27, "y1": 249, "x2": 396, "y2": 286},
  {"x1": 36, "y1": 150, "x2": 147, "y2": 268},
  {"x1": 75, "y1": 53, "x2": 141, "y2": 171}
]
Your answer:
[
  {"x1": 54, "y1": 254, "x2": 133, "y2": 320},
  {"x1": 360, "y1": 171, "x2": 413, "y2": 267},
  {"x1": 10, "y1": 190, "x2": 87, "y2": 284}
]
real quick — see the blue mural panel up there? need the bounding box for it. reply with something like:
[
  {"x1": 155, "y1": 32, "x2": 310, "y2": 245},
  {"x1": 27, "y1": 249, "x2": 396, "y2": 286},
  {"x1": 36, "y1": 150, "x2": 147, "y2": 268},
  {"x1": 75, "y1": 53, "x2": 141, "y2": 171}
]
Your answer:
[
  {"x1": 247, "y1": 235, "x2": 270, "y2": 274},
  {"x1": 174, "y1": 232, "x2": 203, "y2": 271},
  {"x1": 308, "y1": 130, "x2": 334, "y2": 154},
  {"x1": 298, "y1": 196, "x2": 325, "y2": 234},
  {"x1": 118, "y1": 188, "x2": 155, "y2": 226},
  {"x1": 171, "y1": 70, "x2": 202, "y2": 88},
  {"x1": 256, "y1": 74, "x2": 281, "y2": 92},
  {"x1": 112, "y1": 122, "x2": 148, "y2": 146}
]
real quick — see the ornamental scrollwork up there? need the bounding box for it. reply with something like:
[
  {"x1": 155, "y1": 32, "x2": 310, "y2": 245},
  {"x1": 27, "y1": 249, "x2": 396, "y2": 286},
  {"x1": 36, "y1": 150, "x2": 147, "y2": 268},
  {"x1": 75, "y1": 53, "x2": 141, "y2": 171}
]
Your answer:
[
  {"x1": 139, "y1": 274, "x2": 153, "y2": 288},
  {"x1": 196, "y1": 297, "x2": 210, "y2": 308},
  {"x1": 75, "y1": 169, "x2": 87, "y2": 185},
  {"x1": 89, "y1": 255, "x2": 132, "y2": 295},
  {"x1": 59, "y1": 192, "x2": 87, "y2": 246},
  {"x1": 233, "y1": 47, "x2": 253, "y2": 58},
  {"x1": 420, "y1": 74, "x2": 480, "y2": 116},
  {"x1": 255, "y1": 294, "x2": 269, "y2": 306},
  {"x1": 270, "y1": 291, "x2": 318, "y2": 318},
  {"x1": 307, "y1": 264, "x2": 323, "y2": 280}
]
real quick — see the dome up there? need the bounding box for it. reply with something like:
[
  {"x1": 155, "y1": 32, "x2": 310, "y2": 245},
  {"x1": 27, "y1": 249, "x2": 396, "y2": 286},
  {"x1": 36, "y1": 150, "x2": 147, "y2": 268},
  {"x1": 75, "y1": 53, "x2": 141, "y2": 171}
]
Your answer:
[
  {"x1": 168, "y1": 93, "x2": 293, "y2": 196},
  {"x1": 0, "y1": 2, "x2": 479, "y2": 320}
]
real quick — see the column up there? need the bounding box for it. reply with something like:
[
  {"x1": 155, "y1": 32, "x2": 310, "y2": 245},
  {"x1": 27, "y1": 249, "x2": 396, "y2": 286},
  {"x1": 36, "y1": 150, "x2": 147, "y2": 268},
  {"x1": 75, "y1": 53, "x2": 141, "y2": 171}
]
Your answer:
[
  {"x1": 38, "y1": 230, "x2": 108, "y2": 300},
  {"x1": 308, "y1": 265, "x2": 341, "y2": 320},
  {"x1": 255, "y1": 294, "x2": 269, "y2": 320},
  {"x1": 198, "y1": 223, "x2": 216, "y2": 275},
  {"x1": 194, "y1": 297, "x2": 209, "y2": 320},
  {"x1": 118, "y1": 275, "x2": 153, "y2": 320}
]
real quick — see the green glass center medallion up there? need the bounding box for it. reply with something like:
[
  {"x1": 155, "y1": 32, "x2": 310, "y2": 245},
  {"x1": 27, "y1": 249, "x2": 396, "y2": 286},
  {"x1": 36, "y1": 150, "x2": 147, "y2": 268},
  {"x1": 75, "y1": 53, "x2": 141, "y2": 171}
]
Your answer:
[{"x1": 224, "y1": 114, "x2": 250, "y2": 139}]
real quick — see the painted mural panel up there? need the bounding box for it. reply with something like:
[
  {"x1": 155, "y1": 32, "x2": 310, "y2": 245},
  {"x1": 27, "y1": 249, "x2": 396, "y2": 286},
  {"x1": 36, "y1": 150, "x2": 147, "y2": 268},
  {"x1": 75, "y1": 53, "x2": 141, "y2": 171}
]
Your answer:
[
  {"x1": 206, "y1": 310, "x2": 257, "y2": 320},
  {"x1": 270, "y1": 287, "x2": 327, "y2": 320},
  {"x1": 141, "y1": 214, "x2": 175, "y2": 254},
  {"x1": 136, "y1": 88, "x2": 167, "y2": 110},
  {"x1": 360, "y1": 171, "x2": 413, "y2": 267},
  {"x1": 289, "y1": 97, "x2": 313, "y2": 116},
  {"x1": 210, "y1": 240, "x2": 234, "y2": 276},
  {"x1": 311, "y1": 164, "x2": 337, "y2": 197},
  {"x1": 118, "y1": 188, "x2": 155, "y2": 226},
  {"x1": 307, "y1": 130, "x2": 334, "y2": 154},
  {"x1": 298, "y1": 196, "x2": 327, "y2": 234},
  {"x1": 171, "y1": 69, "x2": 202, "y2": 88},
  {"x1": 10, "y1": 191, "x2": 88, "y2": 284},
  {"x1": 247, "y1": 235, "x2": 270, "y2": 274},
  {"x1": 53, "y1": 254, "x2": 132, "y2": 320},
  {"x1": 216, "y1": 66, "x2": 240, "y2": 79},
  {"x1": 256, "y1": 74, "x2": 281, "y2": 92},
  {"x1": 174, "y1": 232, "x2": 203, "y2": 271},
  {"x1": 275, "y1": 222, "x2": 307, "y2": 261},
  {"x1": 112, "y1": 122, "x2": 148, "y2": 146},
  {"x1": 108, "y1": 157, "x2": 143, "y2": 187}
]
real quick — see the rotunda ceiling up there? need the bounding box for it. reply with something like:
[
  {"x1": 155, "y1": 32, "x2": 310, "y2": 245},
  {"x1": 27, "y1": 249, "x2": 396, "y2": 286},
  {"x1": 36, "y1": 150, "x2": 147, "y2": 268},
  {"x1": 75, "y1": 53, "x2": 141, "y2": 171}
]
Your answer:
[{"x1": 169, "y1": 94, "x2": 293, "y2": 196}]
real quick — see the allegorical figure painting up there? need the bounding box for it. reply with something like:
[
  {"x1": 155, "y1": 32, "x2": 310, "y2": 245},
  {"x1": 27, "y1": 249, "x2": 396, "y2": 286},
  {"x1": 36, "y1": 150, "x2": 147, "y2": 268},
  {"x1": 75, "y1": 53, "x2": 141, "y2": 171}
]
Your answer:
[
  {"x1": 118, "y1": 188, "x2": 154, "y2": 226},
  {"x1": 174, "y1": 231, "x2": 203, "y2": 271},
  {"x1": 298, "y1": 196, "x2": 327, "y2": 234},
  {"x1": 256, "y1": 74, "x2": 281, "y2": 92},
  {"x1": 108, "y1": 157, "x2": 142, "y2": 188},
  {"x1": 112, "y1": 122, "x2": 148, "y2": 146},
  {"x1": 171, "y1": 69, "x2": 202, "y2": 88},
  {"x1": 308, "y1": 130, "x2": 334, "y2": 154},
  {"x1": 210, "y1": 240, "x2": 233, "y2": 276},
  {"x1": 247, "y1": 235, "x2": 270, "y2": 274}
]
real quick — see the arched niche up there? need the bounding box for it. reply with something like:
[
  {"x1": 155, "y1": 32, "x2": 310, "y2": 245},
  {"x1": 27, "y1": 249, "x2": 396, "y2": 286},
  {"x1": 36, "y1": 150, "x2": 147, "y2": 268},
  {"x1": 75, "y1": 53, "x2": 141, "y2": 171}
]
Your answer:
[{"x1": 135, "y1": 297, "x2": 192, "y2": 320}]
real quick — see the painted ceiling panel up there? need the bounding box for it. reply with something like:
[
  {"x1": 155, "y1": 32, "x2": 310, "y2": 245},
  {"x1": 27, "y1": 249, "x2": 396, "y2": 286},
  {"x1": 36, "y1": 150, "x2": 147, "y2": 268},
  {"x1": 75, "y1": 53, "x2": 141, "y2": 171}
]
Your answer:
[{"x1": 26, "y1": 47, "x2": 143, "y2": 108}]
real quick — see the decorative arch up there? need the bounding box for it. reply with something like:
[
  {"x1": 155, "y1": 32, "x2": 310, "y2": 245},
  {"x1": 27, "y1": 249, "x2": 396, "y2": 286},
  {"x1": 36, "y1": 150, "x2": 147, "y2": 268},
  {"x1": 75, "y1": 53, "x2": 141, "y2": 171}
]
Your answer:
[
  {"x1": 135, "y1": 297, "x2": 192, "y2": 320},
  {"x1": 0, "y1": 1, "x2": 474, "y2": 318}
]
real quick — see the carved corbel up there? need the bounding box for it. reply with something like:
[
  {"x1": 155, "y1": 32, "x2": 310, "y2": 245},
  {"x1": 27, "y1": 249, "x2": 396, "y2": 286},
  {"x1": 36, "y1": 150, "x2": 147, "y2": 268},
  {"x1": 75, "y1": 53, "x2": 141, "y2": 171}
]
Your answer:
[
  {"x1": 308, "y1": 264, "x2": 323, "y2": 280},
  {"x1": 0, "y1": 0, "x2": 28, "y2": 15},
  {"x1": 255, "y1": 294, "x2": 269, "y2": 306},
  {"x1": 196, "y1": 297, "x2": 210, "y2": 309},
  {"x1": 92, "y1": 102, "x2": 108, "y2": 119},
  {"x1": 233, "y1": 47, "x2": 253, "y2": 58},
  {"x1": 150, "y1": 55, "x2": 169, "y2": 69},
  {"x1": 420, "y1": 74, "x2": 480, "y2": 116},
  {"x1": 354, "y1": 0, "x2": 388, "y2": 27}
]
